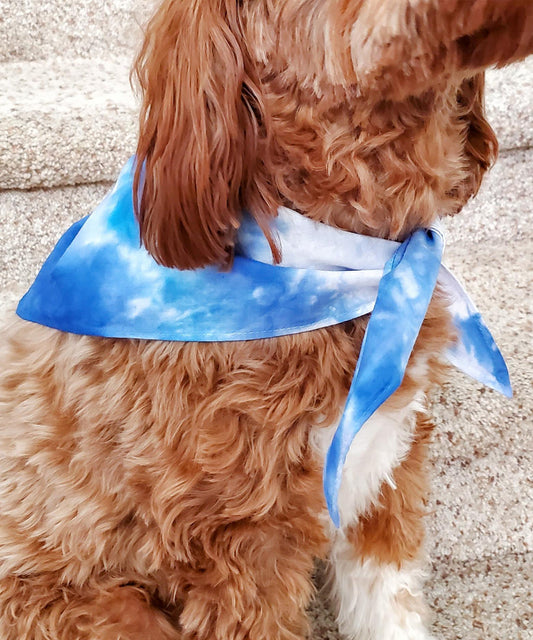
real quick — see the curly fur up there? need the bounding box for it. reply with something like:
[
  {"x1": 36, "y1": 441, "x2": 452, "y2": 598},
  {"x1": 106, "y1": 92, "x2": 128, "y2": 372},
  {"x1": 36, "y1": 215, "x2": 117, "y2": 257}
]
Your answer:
[{"x1": 1, "y1": 1, "x2": 532, "y2": 638}]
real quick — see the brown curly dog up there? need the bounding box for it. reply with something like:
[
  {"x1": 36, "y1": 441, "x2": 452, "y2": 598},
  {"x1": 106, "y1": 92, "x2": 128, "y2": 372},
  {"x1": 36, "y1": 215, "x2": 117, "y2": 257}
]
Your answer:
[{"x1": 1, "y1": 1, "x2": 532, "y2": 638}]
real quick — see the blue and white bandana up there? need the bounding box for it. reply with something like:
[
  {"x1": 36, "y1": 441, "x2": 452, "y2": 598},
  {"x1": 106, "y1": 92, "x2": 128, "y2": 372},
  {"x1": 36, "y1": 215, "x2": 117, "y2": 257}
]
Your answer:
[{"x1": 17, "y1": 158, "x2": 512, "y2": 526}]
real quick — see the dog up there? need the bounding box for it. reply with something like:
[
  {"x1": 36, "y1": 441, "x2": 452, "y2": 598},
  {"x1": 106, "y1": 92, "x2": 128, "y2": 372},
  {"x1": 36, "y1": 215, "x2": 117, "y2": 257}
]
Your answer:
[{"x1": 1, "y1": 1, "x2": 532, "y2": 639}]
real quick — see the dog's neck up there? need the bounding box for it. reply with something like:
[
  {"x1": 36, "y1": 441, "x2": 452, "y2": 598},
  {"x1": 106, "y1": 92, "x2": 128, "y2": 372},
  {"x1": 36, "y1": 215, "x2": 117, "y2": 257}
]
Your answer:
[
  {"x1": 261, "y1": 77, "x2": 480, "y2": 243},
  {"x1": 277, "y1": 196, "x2": 390, "y2": 240}
]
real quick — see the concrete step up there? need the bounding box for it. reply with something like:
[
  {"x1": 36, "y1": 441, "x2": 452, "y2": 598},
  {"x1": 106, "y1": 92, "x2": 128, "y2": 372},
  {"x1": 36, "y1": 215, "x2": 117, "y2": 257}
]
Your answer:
[
  {"x1": 1, "y1": 149, "x2": 532, "y2": 566},
  {"x1": 0, "y1": 181, "x2": 110, "y2": 296},
  {"x1": 0, "y1": 0, "x2": 150, "y2": 62},
  {"x1": 427, "y1": 552, "x2": 533, "y2": 640},
  {"x1": 429, "y1": 148, "x2": 533, "y2": 561},
  {"x1": 0, "y1": 55, "x2": 531, "y2": 191},
  {"x1": 486, "y1": 57, "x2": 533, "y2": 152},
  {"x1": 0, "y1": 56, "x2": 136, "y2": 190}
]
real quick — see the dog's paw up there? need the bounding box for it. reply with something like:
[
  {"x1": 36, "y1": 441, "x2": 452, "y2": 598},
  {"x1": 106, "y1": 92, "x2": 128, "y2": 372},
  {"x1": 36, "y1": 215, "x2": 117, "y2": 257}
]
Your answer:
[
  {"x1": 338, "y1": 602, "x2": 434, "y2": 640},
  {"x1": 330, "y1": 548, "x2": 435, "y2": 640},
  {"x1": 381, "y1": 617, "x2": 435, "y2": 640},
  {"x1": 380, "y1": 588, "x2": 435, "y2": 640}
]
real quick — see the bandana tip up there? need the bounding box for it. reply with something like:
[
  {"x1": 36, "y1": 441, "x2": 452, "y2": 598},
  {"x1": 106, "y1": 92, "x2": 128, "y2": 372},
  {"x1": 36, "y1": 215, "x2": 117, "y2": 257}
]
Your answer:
[
  {"x1": 327, "y1": 500, "x2": 341, "y2": 529},
  {"x1": 493, "y1": 377, "x2": 513, "y2": 399}
]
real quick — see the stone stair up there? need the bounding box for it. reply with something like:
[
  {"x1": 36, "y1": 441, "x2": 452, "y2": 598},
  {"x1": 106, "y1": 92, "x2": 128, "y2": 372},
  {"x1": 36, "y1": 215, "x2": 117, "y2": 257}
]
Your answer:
[
  {"x1": 0, "y1": 0, "x2": 152, "y2": 62},
  {"x1": 0, "y1": 2, "x2": 532, "y2": 638}
]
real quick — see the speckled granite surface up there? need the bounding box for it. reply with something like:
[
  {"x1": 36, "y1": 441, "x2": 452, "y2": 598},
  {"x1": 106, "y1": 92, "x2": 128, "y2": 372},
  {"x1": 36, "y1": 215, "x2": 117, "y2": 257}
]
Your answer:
[
  {"x1": 427, "y1": 150, "x2": 533, "y2": 562},
  {"x1": 0, "y1": 0, "x2": 532, "y2": 637},
  {"x1": 428, "y1": 553, "x2": 533, "y2": 640},
  {"x1": 0, "y1": 0, "x2": 153, "y2": 62},
  {"x1": 486, "y1": 58, "x2": 533, "y2": 151},
  {"x1": 0, "y1": 57, "x2": 136, "y2": 189}
]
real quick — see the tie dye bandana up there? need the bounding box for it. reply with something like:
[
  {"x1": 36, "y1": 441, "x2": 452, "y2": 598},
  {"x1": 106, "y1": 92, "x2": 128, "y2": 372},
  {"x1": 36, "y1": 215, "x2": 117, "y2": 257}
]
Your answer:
[{"x1": 17, "y1": 158, "x2": 512, "y2": 525}]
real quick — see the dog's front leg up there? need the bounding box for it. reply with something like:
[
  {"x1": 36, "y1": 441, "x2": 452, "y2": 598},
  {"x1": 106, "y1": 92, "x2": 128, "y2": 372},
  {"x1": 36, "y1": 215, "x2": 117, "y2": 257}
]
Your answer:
[
  {"x1": 320, "y1": 408, "x2": 435, "y2": 640},
  {"x1": 0, "y1": 576, "x2": 181, "y2": 640},
  {"x1": 173, "y1": 519, "x2": 323, "y2": 640}
]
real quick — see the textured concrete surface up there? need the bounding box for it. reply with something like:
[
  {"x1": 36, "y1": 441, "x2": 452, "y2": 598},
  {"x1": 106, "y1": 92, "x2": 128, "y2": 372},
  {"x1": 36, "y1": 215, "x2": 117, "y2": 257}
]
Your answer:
[
  {"x1": 0, "y1": 0, "x2": 153, "y2": 62},
  {"x1": 486, "y1": 57, "x2": 533, "y2": 152},
  {"x1": 426, "y1": 149, "x2": 533, "y2": 562},
  {"x1": 0, "y1": 182, "x2": 111, "y2": 295},
  {"x1": 427, "y1": 552, "x2": 533, "y2": 640},
  {"x1": 0, "y1": 57, "x2": 136, "y2": 189}
]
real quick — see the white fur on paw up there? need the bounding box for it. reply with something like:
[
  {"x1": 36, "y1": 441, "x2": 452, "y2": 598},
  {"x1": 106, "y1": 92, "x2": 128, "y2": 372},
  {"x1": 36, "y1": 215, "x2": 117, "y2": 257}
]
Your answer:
[
  {"x1": 379, "y1": 621, "x2": 435, "y2": 640},
  {"x1": 329, "y1": 537, "x2": 434, "y2": 640}
]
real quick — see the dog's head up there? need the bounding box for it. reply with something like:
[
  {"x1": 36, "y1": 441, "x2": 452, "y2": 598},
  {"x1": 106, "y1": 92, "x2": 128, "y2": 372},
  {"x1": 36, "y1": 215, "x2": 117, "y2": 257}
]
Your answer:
[{"x1": 133, "y1": 0, "x2": 533, "y2": 269}]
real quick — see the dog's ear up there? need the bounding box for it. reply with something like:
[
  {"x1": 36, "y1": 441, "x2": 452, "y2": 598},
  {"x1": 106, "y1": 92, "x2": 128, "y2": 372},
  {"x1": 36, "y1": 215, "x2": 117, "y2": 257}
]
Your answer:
[
  {"x1": 455, "y1": 73, "x2": 499, "y2": 203},
  {"x1": 132, "y1": 0, "x2": 276, "y2": 269},
  {"x1": 350, "y1": 0, "x2": 533, "y2": 98}
]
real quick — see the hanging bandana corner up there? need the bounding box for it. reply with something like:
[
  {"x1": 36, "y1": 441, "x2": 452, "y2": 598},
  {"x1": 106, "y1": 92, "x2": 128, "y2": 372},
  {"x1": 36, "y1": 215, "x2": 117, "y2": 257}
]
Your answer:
[{"x1": 17, "y1": 157, "x2": 512, "y2": 527}]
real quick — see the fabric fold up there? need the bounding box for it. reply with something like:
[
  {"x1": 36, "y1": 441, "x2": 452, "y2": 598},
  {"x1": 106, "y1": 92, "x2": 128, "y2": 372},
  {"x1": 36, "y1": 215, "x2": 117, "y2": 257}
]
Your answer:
[
  {"x1": 324, "y1": 226, "x2": 444, "y2": 527},
  {"x1": 17, "y1": 158, "x2": 512, "y2": 524}
]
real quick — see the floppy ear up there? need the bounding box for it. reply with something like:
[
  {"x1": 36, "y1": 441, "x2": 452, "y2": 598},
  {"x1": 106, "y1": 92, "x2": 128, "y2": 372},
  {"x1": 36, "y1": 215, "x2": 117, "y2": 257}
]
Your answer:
[
  {"x1": 454, "y1": 73, "x2": 499, "y2": 203},
  {"x1": 132, "y1": 0, "x2": 276, "y2": 269},
  {"x1": 350, "y1": 0, "x2": 533, "y2": 98}
]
